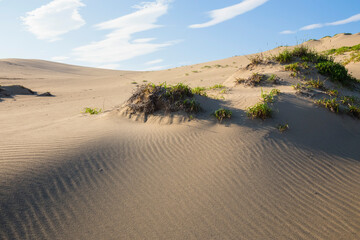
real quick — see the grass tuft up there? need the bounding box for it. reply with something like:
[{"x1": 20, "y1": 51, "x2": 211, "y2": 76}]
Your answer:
[
  {"x1": 214, "y1": 108, "x2": 232, "y2": 122},
  {"x1": 285, "y1": 62, "x2": 300, "y2": 72},
  {"x1": 315, "y1": 98, "x2": 339, "y2": 113},
  {"x1": 84, "y1": 107, "x2": 102, "y2": 115},
  {"x1": 277, "y1": 123, "x2": 289, "y2": 132},
  {"x1": 247, "y1": 102, "x2": 272, "y2": 119}
]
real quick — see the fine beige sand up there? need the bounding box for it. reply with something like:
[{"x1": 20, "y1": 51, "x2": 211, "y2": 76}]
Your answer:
[{"x1": 1, "y1": 33, "x2": 360, "y2": 239}]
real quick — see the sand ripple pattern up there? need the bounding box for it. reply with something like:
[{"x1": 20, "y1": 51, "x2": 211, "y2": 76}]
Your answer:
[{"x1": 0, "y1": 123, "x2": 360, "y2": 239}]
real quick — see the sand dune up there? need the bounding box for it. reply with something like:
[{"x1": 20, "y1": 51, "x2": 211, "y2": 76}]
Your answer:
[{"x1": 1, "y1": 34, "x2": 360, "y2": 239}]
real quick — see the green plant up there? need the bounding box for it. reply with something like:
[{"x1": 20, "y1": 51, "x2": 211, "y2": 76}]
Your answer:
[
  {"x1": 277, "y1": 123, "x2": 289, "y2": 132},
  {"x1": 247, "y1": 102, "x2": 272, "y2": 119},
  {"x1": 316, "y1": 61, "x2": 357, "y2": 86},
  {"x1": 290, "y1": 72, "x2": 297, "y2": 78},
  {"x1": 202, "y1": 65, "x2": 212, "y2": 69},
  {"x1": 305, "y1": 79, "x2": 325, "y2": 90},
  {"x1": 340, "y1": 96, "x2": 358, "y2": 106},
  {"x1": 84, "y1": 107, "x2": 102, "y2": 115},
  {"x1": 142, "y1": 80, "x2": 148, "y2": 82},
  {"x1": 326, "y1": 89, "x2": 339, "y2": 97},
  {"x1": 131, "y1": 81, "x2": 138, "y2": 84},
  {"x1": 214, "y1": 108, "x2": 232, "y2": 122},
  {"x1": 261, "y1": 88, "x2": 280, "y2": 103},
  {"x1": 192, "y1": 87, "x2": 207, "y2": 96},
  {"x1": 285, "y1": 62, "x2": 300, "y2": 72},
  {"x1": 292, "y1": 83, "x2": 302, "y2": 90},
  {"x1": 268, "y1": 74, "x2": 279, "y2": 83},
  {"x1": 315, "y1": 98, "x2": 339, "y2": 113},
  {"x1": 210, "y1": 84, "x2": 225, "y2": 89},
  {"x1": 192, "y1": 70, "x2": 199, "y2": 73},
  {"x1": 183, "y1": 99, "x2": 201, "y2": 113},
  {"x1": 348, "y1": 105, "x2": 360, "y2": 118},
  {"x1": 220, "y1": 89, "x2": 227, "y2": 94},
  {"x1": 185, "y1": 73, "x2": 189, "y2": 76},
  {"x1": 274, "y1": 49, "x2": 293, "y2": 63},
  {"x1": 301, "y1": 62, "x2": 309, "y2": 69}
]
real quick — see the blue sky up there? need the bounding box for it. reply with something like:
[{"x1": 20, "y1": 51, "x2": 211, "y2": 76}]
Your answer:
[{"x1": 0, "y1": 0, "x2": 359, "y2": 70}]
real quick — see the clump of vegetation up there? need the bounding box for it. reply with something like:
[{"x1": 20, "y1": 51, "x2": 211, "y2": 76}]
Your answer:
[
  {"x1": 247, "y1": 102, "x2": 272, "y2": 119},
  {"x1": 126, "y1": 83, "x2": 201, "y2": 115},
  {"x1": 202, "y1": 65, "x2": 212, "y2": 69},
  {"x1": 315, "y1": 61, "x2": 357, "y2": 86},
  {"x1": 214, "y1": 108, "x2": 232, "y2": 122},
  {"x1": 304, "y1": 79, "x2": 325, "y2": 90},
  {"x1": 248, "y1": 54, "x2": 264, "y2": 65},
  {"x1": 348, "y1": 105, "x2": 360, "y2": 118},
  {"x1": 209, "y1": 84, "x2": 225, "y2": 89},
  {"x1": 261, "y1": 88, "x2": 280, "y2": 103},
  {"x1": 326, "y1": 89, "x2": 339, "y2": 97},
  {"x1": 315, "y1": 98, "x2": 339, "y2": 113},
  {"x1": 325, "y1": 44, "x2": 360, "y2": 55},
  {"x1": 343, "y1": 52, "x2": 360, "y2": 65},
  {"x1": 131, "y1": 81, "x2": 138, "y2": 84},
  {"x1": 274, "y1": 49, "x2": 293, "y2": 63},
  {"x1": 277, "y1": 123, "x2": 289, "y2": 132},
  {"x1": 340, "y1": 96, "x2": 359, "y2": 106},
  {"x1": 84, "y1": 107, "x2": 102, "y2": 115},
  {"x1": 240, "y1": 73, "x2": 264, "y2": 86},
  {"x1": 267, "y1": 74, "x2": 280, "y2": 84},
  {"x1": 192, "y1": 87, "x2": 207, "y2": 96},
  {"x1": 183, "y1": 99, "x2": 201, "y2": 113},
  {"x1": 273, "y1": 45, "x2": 359, "y2": 87},
  {"x1": 285, "y1": 62, "x2": 300, "y2": 72}
]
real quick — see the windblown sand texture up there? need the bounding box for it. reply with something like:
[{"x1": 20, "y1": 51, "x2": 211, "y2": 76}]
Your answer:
[{"x1": 1, "y1": 33, "x2": 360, "y2": 239}]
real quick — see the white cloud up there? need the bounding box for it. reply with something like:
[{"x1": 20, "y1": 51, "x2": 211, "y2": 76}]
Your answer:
[
  {"x1": 280, "y1": 30, "x2": 296, "y2": 35},
  {"x1": 145, "y1": 59, "x2": 163, "y2": 65},
  {"x1": 327, "y1": 13, "x2": 360, "y2": 26},
  {"x1": 73, "y1": 0, "x2": 176, "y2": 65},
  {"x1": 189, "y1": 0, "x2": 269, "y2": 28},
  {"x1": 280, "y1": 13, "x2": 360, "y2": 34},
  {"x1": 300, "y1": 23, "x2": 324, "y2": 31},
  {"x1": 22, "y1": 0, "x2": 85, "y2": 41}
]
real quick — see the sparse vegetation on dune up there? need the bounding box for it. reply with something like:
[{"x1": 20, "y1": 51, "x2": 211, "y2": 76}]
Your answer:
[
  {"x1": 273, "y1": 45, "x2": 358, "y2": 87},
  {"x1": 247, "y1": 88, "x2": 280, "y2": 120},
  {"x1": 315, "y1": 98, "x2": 339, "y2": 113},
  {"x1": 304, "y1": 78, "x2": 325, "y2": 90},
  {"x1": 284, "y1": 62, "x2": 300, "y2": 72},
  {"x1": 277, "y1": 123, "x2": 289, "y2": 132},
  {"x1": 84, "y1": 107, "x2": 102, "y2": 115},
  {"x1": 209, "y1": 84, "x2": 225, "y2": 89},
  {"x1": 261, "y1": 88, "x2": 280, "y2": 103},
  {"x1": 126, "y1": 83, "x2": 201, "y2": 115},
  {"x1": 247, "y1": 102, "x2": 272, "y2": 120},
  {"x1": 192, "y1": 87, "x2": 207, "y2": 96},
  {"x1": 214, "y1": 108, "x2": 232, "y2": 123}
]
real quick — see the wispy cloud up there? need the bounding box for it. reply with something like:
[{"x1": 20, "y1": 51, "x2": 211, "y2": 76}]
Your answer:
[
  {"x1": 281, "y1": 13, "x2": 360, "y2": 34},
  {"x1": 279, "y1": 30, "x2": 296, "y2": 35},
  {"x1": 189, "y1": 0, "x2": 269, "y2": 28},
  {"x1": 22, "y1": 0, "x2": 85, "y2": 41},
  {"x1": 145, "y1": 59, "x2": 163, "y2": 65},
  {"x1": 73, "y1": 0, "x2": 176, "y2": 66}
]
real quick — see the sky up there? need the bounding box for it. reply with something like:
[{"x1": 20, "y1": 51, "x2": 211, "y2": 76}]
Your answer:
[{"x1": 0, "y1": 0, "x2": 359, "y2": 71}]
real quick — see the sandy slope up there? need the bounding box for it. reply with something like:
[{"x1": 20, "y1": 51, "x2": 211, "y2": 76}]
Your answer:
[{"x1": 0, "y1": 33, "x2": 360, "y2": 239}]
